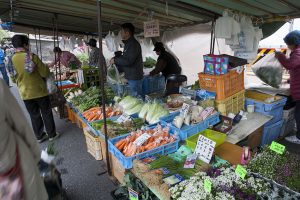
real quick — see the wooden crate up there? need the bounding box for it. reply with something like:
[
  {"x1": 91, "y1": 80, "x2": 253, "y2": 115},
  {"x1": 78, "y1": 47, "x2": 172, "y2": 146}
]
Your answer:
[
  {"x1": 111, "y1": 153, "x2": 126, "y2": 184},
  {"x1": 83, "y1": 129, "x2": 103, "y2": 160}
]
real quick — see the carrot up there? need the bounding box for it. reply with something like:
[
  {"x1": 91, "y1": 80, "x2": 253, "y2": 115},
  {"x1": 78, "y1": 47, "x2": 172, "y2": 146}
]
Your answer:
[
  {"x1": 117, "y1": 140, "x2": 127, "y2": 151},
  {"x1": 145, "y1": 142, "x2": 155, "y2": 150},
  {"x1": 91, "y1": 114, "x2": 99, "y2": 121},
  {"x1": 115, "y1": 139, "x2": 125, "y2": 148},
  {"x1": 87, "y1": 113, "x2": 97, "y2": 121}
]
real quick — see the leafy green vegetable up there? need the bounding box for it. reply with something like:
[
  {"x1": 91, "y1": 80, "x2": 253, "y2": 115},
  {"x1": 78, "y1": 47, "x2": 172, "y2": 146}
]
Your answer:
[{"x1": 144, "y1": 57, "x2": 157, "y2": 68}]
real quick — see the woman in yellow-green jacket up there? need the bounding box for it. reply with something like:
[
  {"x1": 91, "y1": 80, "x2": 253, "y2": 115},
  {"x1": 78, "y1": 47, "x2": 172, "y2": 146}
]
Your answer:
[{"x1": 11, "y1": 35, "x2": 58, "y2": 143}]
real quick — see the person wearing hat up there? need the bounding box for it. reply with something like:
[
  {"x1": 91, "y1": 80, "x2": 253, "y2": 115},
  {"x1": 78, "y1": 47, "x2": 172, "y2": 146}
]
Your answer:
[
  {"x1": 275, "y1": 30, "x2": 300, "y2": 144},
  {"x1": 86, "y1": 38, "x2": 107, "y2": 69},
  {"x1": 150, "y1": 42, "x2": 181, "y2": 78}
]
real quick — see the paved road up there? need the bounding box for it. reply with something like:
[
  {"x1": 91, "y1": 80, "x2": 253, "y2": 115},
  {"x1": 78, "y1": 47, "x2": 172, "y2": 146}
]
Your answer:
[{"x1": 10, "y1": 86, "x2": 116, "y2": 200}]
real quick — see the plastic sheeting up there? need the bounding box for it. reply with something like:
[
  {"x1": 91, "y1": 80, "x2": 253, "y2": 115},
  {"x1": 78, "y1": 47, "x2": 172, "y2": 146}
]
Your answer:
[{"x1": 161, "y1": 23, "x2": 233, "y2": 84}]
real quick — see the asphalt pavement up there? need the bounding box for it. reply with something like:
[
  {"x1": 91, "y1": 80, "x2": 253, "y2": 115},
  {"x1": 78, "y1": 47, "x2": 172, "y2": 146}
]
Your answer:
[{"x1": 9, "y1": 85, "x2": 116, "y2": 200}]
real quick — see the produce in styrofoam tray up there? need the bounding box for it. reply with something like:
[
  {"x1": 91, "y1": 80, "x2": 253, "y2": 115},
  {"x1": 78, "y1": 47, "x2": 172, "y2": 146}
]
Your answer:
[
  {"x1": 166, "y1": 95, "x2": 193, "y2": 110},
  {"x1": 114, "y1": 125, "x2": 177, "y2": 157},
  {"x1": 82, "y1": 106, "x2": 122, "y2": 122},
  {"x1": 172, "y1": 106, "x2": 215, "y2": 129}
]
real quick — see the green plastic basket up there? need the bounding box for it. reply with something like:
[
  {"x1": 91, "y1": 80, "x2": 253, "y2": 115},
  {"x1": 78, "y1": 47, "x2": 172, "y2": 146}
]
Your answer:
[{"x1": 186, "y1": 129, "x2": 227, "y2": 151}]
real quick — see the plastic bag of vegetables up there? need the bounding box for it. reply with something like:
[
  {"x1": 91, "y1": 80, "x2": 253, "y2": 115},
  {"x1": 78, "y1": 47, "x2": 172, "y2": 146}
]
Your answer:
[{"x1": 252, "y1": 53, "x2": 283, "y2": 88}]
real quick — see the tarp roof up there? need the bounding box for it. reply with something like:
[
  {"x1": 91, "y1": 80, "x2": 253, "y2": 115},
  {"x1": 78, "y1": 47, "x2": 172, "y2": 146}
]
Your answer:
[{"x1": 1, "y1": 0, "x2": 300, "y2": 35}]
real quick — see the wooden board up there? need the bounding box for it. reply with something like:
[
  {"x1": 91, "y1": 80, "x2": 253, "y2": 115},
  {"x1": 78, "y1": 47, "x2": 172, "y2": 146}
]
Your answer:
[{"x1": 215, "y1": 142, "x2": 243, "y2": 166}]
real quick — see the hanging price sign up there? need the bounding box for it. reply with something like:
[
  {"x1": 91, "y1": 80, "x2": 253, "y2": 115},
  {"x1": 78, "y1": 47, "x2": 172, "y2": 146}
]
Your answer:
[{"x1": 144, "y1": 20, "x2": 160, "y2": 38}]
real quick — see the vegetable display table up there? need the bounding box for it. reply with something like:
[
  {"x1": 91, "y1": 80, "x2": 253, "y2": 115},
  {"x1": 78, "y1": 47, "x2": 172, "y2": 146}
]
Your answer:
[{"x1": 226, "y1": 112, "x2": 272, "y2": 146}]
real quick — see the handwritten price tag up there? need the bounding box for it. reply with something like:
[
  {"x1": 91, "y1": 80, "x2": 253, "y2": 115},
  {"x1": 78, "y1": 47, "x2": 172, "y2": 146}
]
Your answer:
[
  {"x1": 194, "y1": 135, "x2": 216, "y2": 164},
  {"x1": 116, "y1": 113, "x2": 130, "y2": 124},
  {"x1": 133, "y1": 133, "x2": 151, "y2": 146},
  {"x1": 128, "y1": 188, "x2": 139, "y2": 200},
  {"x1": 270, "y1": 141, "x2": 285, "y2": 155},
  {"x1": 235, "y1": 164, "x2": 247, "y2": 180},
  {"x1": 180, "y1": 103, "x2": 190, "y2": 117},
  {"x1": 204, "y1": 179, "x2": 212, "y2": 193}
]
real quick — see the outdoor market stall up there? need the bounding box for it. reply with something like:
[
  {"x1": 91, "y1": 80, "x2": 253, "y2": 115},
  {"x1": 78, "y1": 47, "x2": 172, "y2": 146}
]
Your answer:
[{"x1": 1, "y1": 1, "x2": 300, "y2": 200}]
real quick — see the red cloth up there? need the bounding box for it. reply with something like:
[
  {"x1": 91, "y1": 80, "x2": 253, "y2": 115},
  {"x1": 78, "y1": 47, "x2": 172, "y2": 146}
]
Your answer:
[{"x1": 277, "y1": 46, "x2": 300, "y2": 100}]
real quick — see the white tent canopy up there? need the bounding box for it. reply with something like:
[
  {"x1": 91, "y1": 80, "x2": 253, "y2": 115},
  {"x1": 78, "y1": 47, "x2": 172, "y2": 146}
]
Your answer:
[{"x1": 259, "y1": 18, "x2": 300, "y2": 48}]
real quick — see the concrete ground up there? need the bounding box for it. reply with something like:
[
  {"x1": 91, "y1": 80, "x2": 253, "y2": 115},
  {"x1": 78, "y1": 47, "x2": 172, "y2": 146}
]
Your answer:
[{"x1": 9, "y1": 86, "x2": 116, "y2": 200}]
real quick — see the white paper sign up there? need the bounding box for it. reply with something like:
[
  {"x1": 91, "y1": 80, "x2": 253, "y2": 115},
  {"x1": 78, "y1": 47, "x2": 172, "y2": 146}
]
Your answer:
[
  {"x1": 116, "y1": 113, "x2": 130, "y2": 124},
  {"x1": 180, "y1": 103, "x2": 190, "y2": 117},
  {"x1": 133, "y1": 133, "x2": 151, "y2": 146},
  {"x1": 194, "y1": 135, "x2": 216, "y2": 164},
  {"x1": 144, "y1": 20, "x2": 160, "y2": 38}
]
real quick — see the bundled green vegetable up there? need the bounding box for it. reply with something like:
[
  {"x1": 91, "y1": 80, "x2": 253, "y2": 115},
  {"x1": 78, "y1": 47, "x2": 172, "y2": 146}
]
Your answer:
[
  {"x1": 143, "y1": 57, "x2": 157, "y2": 68},
  {"x1": 70, "y1": 86, "x2": 115, "y2": 112},
  {"x1": 149, "y1": 155, "x2": 206, "y2": 179},
  {"x1": 90, "y1": 118, "x2": 144, "y2": 138}
]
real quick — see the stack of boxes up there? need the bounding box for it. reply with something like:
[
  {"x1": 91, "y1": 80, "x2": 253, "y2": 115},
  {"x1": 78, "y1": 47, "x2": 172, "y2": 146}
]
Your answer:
[{"x1": 244, "y1": 90, "x2": 287, "y2": 146}]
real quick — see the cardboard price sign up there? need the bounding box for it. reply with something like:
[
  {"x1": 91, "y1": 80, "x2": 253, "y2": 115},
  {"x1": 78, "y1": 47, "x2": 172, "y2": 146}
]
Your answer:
[
  {"x1": 116, "y1": 113, "x2": 130, "y2": 124},
  {"x1": 235, "y1": 164, "x2": 247, "y2": 180},
  {"x1": 144, "y1": 20, "x2": 160, "y2": 38},
  {"x1": 270, "y1": 141, "x2": 285, "y2": 155},
  {"x1": 128, "y1": 188, "x2": 139, "y2": 200},
  {"x1": 194, "y1": 135, "x2": 216, "y2": 164},
  {"x1": 180, "y1": 103, "x2": 190, "y2": 117}
]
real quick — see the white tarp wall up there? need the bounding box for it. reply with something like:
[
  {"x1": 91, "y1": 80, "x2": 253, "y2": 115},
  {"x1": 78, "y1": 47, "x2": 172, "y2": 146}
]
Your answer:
[
  {"x1": 162, "y1": 23, "x2": 233, "y2": 85},
  {"x1": 259, "y1": 18, "x2": 300, "y2": 48}
]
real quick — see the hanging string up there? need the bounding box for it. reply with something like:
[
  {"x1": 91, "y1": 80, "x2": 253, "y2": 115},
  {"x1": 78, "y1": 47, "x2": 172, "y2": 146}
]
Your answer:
[
  {"x1": 165, "y1": 0, "x2": 169, "y2": 16},
  {"x1": 38, "y1": 28, "x2": 43, "y2": 62},
  {"x1": 34, "y1": 28, "x2": 39, "y2": 57}
]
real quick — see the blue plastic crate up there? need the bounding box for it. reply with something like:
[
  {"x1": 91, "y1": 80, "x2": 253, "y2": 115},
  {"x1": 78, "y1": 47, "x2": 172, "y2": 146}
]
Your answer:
[
  {"x1": 261, "y1": 120, "x2": 284, "y2": 146},
  {"x1": 245, "y1": 97, "x2": 286, "y2": 126},
  {"x1": 142, "y1": 75, "x2": 165, "y2": 95},
  {"x1": 108, "y1": 125, "x2": 180, "y2": 169},
  {"x1": 109, "y1": 83, "x2": 132, "y2": 96},
  {"x1": 159, "y1": 111, "x2": 220, "y2": 140}
]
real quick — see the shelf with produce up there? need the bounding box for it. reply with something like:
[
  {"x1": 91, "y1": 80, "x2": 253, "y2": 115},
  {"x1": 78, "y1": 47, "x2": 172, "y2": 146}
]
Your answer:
[
  {"x1": 108, "y1": 124, "x2": 180, "y2": 169},
  {"x1": 160, "y1": 108, "x2": 220, "y2": 140},
  {"x1": 88, "y1": 117, "x2": 145, "y2": 139}
]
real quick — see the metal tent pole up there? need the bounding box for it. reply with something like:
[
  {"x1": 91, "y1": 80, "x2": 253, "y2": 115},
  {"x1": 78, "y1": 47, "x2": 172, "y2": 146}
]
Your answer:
[{"x1": 96, "y1": 0, "x2": 112, "y2": 176}]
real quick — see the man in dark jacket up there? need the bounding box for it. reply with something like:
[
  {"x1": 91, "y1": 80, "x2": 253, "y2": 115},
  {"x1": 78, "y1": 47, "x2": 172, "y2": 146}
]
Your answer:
[
  {"x1": 110, "y1": 23, "x2": 143, "y2": 96},
  {"x1": 150, "y1": 42, "x2": 181, "y2": 78}
]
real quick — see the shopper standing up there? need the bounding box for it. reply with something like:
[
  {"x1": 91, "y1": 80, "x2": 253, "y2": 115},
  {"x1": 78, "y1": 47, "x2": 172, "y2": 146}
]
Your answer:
[
  {"x1": 275, "y1": 30, "x2": 300, "y2": 144},
  {"x1": 0, "y1": 46, "x2": 9, "y2": 85},
  {"x1": 110, "y1": 23, "x2": 143, "y2": 97},
  {"x1": 86, "y1": 38, "x2": 107, "y2": 69},
  {"x1": 11, "y1": 34, "x2": 58, "y2": 142},
  {"x1": 49, "y1": 47, "x2": 81, "y2": 69},
  {"x1": 0, "y1": 79, "x2": 48, "y2": 200}
]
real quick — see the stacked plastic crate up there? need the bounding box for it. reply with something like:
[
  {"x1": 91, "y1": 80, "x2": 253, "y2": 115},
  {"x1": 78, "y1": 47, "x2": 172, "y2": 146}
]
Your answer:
[{"x1": 244, "y1": 90, "x2": 287, "y2": 146}]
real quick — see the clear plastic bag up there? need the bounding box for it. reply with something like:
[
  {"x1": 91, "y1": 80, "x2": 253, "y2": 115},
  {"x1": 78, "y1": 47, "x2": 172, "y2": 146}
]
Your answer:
[
  {"x1": 252, "y1": 53, "x2": 283, "y2": 88},
  {"x1": 46, "y1": 72, "x2": 57, "y2": 94}
]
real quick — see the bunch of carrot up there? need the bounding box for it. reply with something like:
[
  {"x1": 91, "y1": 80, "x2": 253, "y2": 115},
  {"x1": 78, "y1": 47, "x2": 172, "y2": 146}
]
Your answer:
[
  {"x1": 82, "y1": 106, "x2": 122, "y2": 122},
  {"x1": 114, "y1": 125, "x2": 177, "y2": 157}
]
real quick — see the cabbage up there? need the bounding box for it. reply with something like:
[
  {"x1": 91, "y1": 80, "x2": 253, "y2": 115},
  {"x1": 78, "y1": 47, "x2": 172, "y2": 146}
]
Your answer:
[
  {"x1": 125, "y1": 103, "x2": 143, "y2": 115},
  {"x1": 149, "y1": 109, "x2": 169, "y2": 125},
  {"x1": 146, "y1": 103, "x2": 159, "y2": 123},
  {"x1": 119, "y1": 96, "x2": 140, "y2": 110},
  {"x1": 138, "y1": 103, "x2": 150, "y2": 119},
  {"x1": 145, "y1": 103, "x2": 169, "y2": 124}
]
